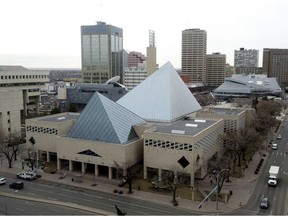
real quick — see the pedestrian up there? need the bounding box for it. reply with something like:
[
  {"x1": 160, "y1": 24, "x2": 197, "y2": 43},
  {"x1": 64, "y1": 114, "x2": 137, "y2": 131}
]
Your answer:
[{"x1": 210, "y1": 179, "x2": 213, "y2": 185}]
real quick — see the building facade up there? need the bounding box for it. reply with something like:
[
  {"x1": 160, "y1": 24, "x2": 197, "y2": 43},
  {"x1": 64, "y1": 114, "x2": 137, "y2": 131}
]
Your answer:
[
  {"x1": 0, "y1": 89, "x2": 23, "y2": 137},
  {"x1": 124, "y1": 63, "x2": 147, "y2": 91},
  {"x1": 206, "y1": 52, "x2": 226, "y2": 88},
  {"x1": 58, "y1": 82, "x2": 128, "y2": 111},
  {"x1": 262, "y1": 48, "x2": 288, "y2": 87},
  {"x1": 128, "y1": 51, "x2": 145, "y2": 67},
  {"x1": 81, "y1": 21, "x2": 123, "y2": 84},
  {"x1": 234, "y1": 48, "x2": 259, "y2": 68},
  {"x1": 235, "y1": 67, "x2": 262, "y2": 75},
  {"x1": 181, "y1": 28, "x2": 207, "y2": 83},
  {"x1": 0, "y1": 66, "x2": 49, "y2": 117}
]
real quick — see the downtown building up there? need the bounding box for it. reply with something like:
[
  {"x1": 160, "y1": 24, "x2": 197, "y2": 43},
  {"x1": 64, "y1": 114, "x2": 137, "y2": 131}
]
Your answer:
[
  {"x1": 181, "y1": 28, "x2": 207, "y2": 83},
  {"x1": 81, "y1": 21, "x2": 123, "y2": 84},
  {"x1": 234, "y1": 48, "x2": 261, "y2": 75},
  {"x1": 206, "y1": 52, "x2": 226, "y2": 88},
  {"x1": 263, "y1": 48, "x2": 288, "y2": 88}
]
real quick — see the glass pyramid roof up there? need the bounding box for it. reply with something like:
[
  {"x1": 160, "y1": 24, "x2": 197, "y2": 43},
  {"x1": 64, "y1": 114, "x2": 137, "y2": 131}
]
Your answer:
[
  {"x1": 67, "y1": 92, "x2": 145, "y2": 144},
  {"x1": 117, "y1": 61, "x2": 202, "y2": 122}
]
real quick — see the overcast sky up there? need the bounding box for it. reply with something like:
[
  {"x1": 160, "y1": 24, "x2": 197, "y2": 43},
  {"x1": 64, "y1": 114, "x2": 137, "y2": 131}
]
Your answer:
[{"x1": 0, "y1": 0, "x2": 288, "y2": 69}]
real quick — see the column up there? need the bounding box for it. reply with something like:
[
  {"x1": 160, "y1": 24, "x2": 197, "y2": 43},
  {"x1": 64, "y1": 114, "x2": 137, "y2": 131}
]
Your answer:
[
  {"x1": 108, "y1": 166, "x2": 112, "y2": 180},
  {"x1": 190, "y1": 171, "x2": 195, "y2": 187},
  {"x1": 69, "y1": 160, "x2": 73, "y2": 172},
  {"x1": 46, "y1": 151, "x2": 50, "y2": 162},
  {"x1": 158, "y1": 169, "x2": 162, "y2": 182},
  {"x1": 57, "y1": 158, "x2": 60, "y2": 170},
  {"x1": 81, "y1": 162, "x2": 85, "y2": 174},
  {"x1": 144, "y1": 167, "x2": 147, "y2": 179},
  {"x1": 95, "y1": 164, "x2": 99, "y2": 177}
]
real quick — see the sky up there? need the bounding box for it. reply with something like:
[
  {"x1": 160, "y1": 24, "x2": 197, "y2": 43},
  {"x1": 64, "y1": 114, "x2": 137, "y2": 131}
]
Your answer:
[{"x1": 1, "y1": 0, "x2": 288, "y2": 69}]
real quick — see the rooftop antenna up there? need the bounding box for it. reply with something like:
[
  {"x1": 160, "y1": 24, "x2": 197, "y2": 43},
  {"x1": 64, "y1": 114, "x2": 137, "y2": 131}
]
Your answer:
[{"x1": 149, "y1": 30, "x2": 155, "y2": 47}]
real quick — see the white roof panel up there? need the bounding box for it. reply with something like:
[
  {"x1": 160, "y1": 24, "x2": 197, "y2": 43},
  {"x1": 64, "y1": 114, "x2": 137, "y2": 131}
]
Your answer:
[{"x1": 117, "y1": 61, "x2": 201, "y2": 122}]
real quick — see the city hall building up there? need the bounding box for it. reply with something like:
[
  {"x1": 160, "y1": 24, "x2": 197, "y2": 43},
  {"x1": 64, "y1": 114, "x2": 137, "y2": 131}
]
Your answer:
[{"x1": 25, "y1": 62, "x2": 247, "y2": 187}]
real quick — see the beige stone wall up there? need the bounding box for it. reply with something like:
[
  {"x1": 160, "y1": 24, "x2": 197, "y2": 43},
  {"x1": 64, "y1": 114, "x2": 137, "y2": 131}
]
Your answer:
[
  {"x1": 56, "y1": 136, "x2": 143, "y2": 167},
  {"x1": 25, "y1": 113, "x2": 78, "y2": 152},
  {"x1": 0, "y1": 89, "x2": 23, "y2": 137},
  {"x1": 143, "y1": 119, "x2": 224, "y2": 180}
]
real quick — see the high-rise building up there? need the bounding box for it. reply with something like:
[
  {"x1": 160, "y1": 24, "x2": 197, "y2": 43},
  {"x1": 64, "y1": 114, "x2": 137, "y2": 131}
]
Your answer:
[
  {"x1": 81, "y1": 21, "x2": 123, "y2": 84},
  {"x1": 146, "y1": 30, "x2": 157, "y2": 76},
  {"x1": 263, "y1": 48, "x2": 288, "y2": 87},
  {"x1": 234, "y1": 48, "x2": 259, "y2": 67},
  {"x1": 128, "y1": 51, "x2": 145, "y2": 67},
  {"x1": 206, "y1": 52, "x2": 226, "y2": 88},
  {"x1": 181, "y1": 28, "x2": 207, "y2": 83},
  {"x1": 124, "y1": 51, "x2": 147, "y2": 91}
]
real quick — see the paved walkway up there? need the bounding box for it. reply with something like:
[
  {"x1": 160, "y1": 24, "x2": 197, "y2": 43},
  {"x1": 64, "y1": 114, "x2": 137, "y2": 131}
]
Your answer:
[{"x1": 0, "y1": 151, "x2": 268, "y2": 214}]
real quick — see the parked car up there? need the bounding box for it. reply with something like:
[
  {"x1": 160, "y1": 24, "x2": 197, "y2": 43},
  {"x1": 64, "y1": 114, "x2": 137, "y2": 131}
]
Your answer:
[
  {"x1": 277, "y1": 134, "x2": 282, "y2": 140},
  {"x1": 260, "y1": 197, "x2": 269, "y2": 209},
  {"x1": 0, "y1": 177, "x2": 6, "y2": 185},
  {"x1": 9, "y1": 181, "x2": 24, "y2": 190},
  {"x1": 272, "y1": 143, "x2": 278, "y2": 150}
]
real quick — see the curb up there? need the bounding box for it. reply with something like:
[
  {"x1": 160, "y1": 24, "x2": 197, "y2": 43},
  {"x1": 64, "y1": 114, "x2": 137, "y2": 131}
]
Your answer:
[{"x1": 0, "y1": 191, "x2": 113, "y2": 215}]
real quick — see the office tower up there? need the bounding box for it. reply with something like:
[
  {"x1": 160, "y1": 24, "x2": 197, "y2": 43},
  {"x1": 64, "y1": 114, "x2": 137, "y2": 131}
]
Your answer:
[
  {"x1": 81, "y1": 21, "x2": 123, "y2": 84},
  {"x1": 234, "y1": 48, "x2": 259, "y2": 67},
  {"x1": 263, "y1": 48, "x2": 288, "y2": 87},
  {"x1": 181, "y1": 28, "x2": 207, "y2": 83},
  {"x1": 146, "y1": 30, "x2": 157, "y2": 76},
  {"x1": 206, "y1": 52, "x2": 226, "y2": 88}
]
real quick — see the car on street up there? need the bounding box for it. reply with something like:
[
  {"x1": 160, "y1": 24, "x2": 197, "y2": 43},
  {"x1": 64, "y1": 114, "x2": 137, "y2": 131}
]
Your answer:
[
  {"x1": 277, "y1": 134, "x2": 282, "y2": 139},
  {"x1": 0, "y1": 177, "x2": 6, "y2": 185},
  {"x1": 272, "y1": 143, "x2": 278, "y2": 150},
  {"x1": 260, "y1": 197, "x2": 269, "y2": 209},
  {"x1": 9, "y1": 181, "x2": 24, "y2": 190},
  {"x1": 17, "y1": 171, "x2": 37, "y2": 180}
]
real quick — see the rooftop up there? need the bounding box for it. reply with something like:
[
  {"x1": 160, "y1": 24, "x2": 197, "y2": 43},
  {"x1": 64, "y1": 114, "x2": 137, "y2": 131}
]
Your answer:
[
  {"x1": 38, "y1": 113, "x2": 79, "y2": 122},
  {"x1": 152, "y1": 118, "x2": 217, "y2": 136}
]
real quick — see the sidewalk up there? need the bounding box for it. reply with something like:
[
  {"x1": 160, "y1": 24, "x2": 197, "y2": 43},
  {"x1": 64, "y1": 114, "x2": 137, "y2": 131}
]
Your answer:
[{"x1": 0, "y1": 152, "x2": 266, "y2": 214}]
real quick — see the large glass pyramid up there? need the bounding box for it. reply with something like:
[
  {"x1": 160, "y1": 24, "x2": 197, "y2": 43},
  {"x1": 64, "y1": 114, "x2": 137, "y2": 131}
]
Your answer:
[
  {"x1": 67, "y1": 92, "x2": 145, "y2": 144},
  {"x1": 117, "y1": 61, "x2": 202, "y2": 122}
]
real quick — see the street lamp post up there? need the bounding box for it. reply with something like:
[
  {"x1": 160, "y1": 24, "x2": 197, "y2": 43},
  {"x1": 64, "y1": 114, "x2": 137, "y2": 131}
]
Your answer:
[{"x1": 215, "y1": 168, "x2": 229, "y2": 211}]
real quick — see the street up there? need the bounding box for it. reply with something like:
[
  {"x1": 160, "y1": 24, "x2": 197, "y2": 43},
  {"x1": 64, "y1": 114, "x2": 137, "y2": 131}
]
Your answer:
[{"x1": 232, "y1": 120, "x2": 288, "y2": 215}]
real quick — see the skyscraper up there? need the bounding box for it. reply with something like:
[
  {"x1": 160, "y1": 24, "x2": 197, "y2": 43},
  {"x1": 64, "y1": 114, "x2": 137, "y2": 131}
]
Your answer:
[
  {"x1": 263, "y1": 48, "x2": 288, "y2": 87},
  {"x1": 81, "y1": 21, "x2": 123, "y2": 84},
  {"x1": 181, "y1": 28, "x2": 207, "y2": 83},
  {"x1": 206, "y1": 52, "x2": 226, "y2": 88}
]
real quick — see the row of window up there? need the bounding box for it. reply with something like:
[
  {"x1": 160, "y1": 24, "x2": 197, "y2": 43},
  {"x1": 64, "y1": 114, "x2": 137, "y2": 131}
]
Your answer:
[
  {"x1": 26, "y1": 125, "x2": 58, "y2": 135},
  {"x1": 145, "y1": 139, "x2": 193, "y2": 151},
  {"x1": 0, "y1": 75, "x2": 48, "y2": 80}
]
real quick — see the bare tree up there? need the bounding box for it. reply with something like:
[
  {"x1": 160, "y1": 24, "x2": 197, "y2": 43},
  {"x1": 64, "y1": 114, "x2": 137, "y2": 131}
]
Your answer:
[
  {"x1": 25, "y1": 148, "x2": 38, "y2": 170},
  {"x1": 0, "y1": 132, "x2": 25, "y2": 168},
  {"x1": 221, "y1": 127, "x2": 264, "y2": 173},
  {"x1": 113, "y1": 160, "x2": 140, "y2": 194},
  {"x1": 5, "y1": 132, "x2": 25, "y2": 161},
  {"x1": 1, "y1": 141, "x2": 14, "y2": 168},
  {"x1": 207, "y1": 159, "x2": 229, "y2": 191},
  {"x1": 162, "y1": 169, "x2": 188, "y2": 205}
]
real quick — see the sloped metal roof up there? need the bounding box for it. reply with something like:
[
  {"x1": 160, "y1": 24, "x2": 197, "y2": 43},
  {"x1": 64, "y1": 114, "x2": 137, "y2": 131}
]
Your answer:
[
  {"x1": 67, "y1": 92, "x2": 145, "y2": 144},
  {"x1": 213, "y1": 74, "x2": 282, "y2": 95},
  {"x1": 117, "y1": 61, "x2": 202, "y2": 122}
]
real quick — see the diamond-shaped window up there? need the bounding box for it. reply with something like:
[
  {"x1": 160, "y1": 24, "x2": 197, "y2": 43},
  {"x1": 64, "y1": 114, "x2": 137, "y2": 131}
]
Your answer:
[
  {"x1": 78, "y1": 149, "x2": 101, "y2": 157},
  {"x1": 178, "y1": 156, "x2": 190, "y2": 168}
]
